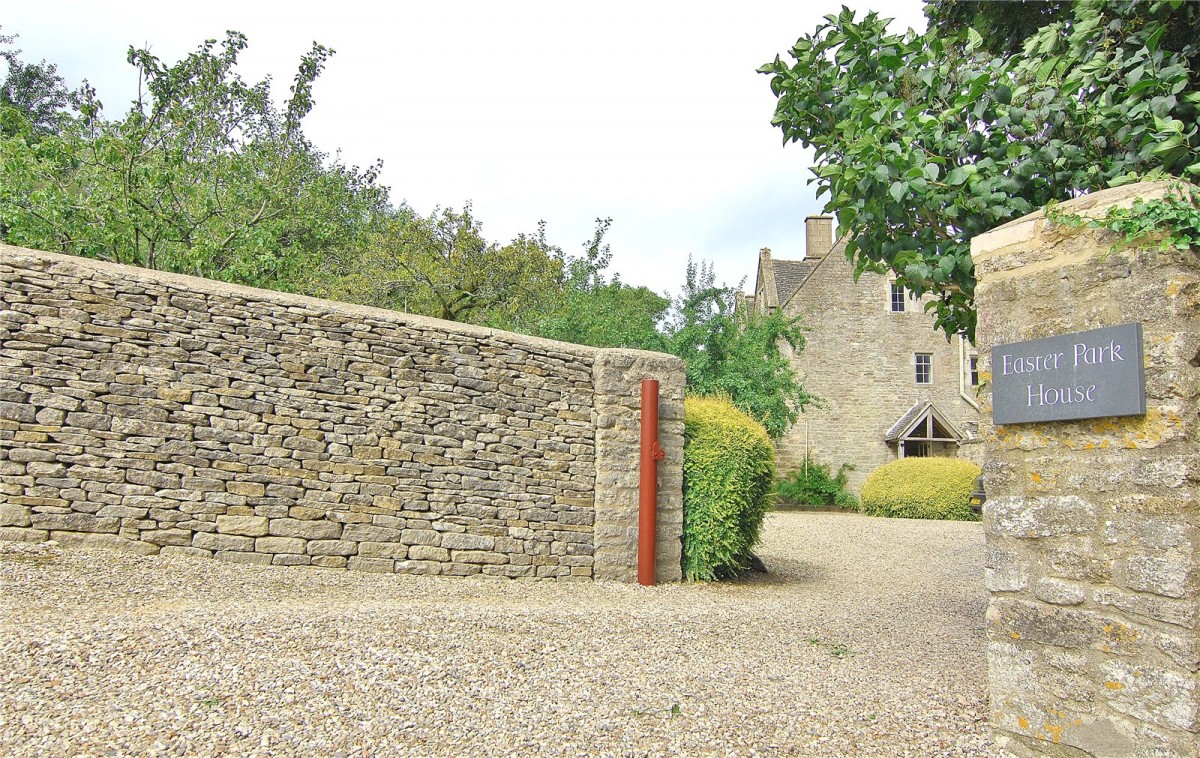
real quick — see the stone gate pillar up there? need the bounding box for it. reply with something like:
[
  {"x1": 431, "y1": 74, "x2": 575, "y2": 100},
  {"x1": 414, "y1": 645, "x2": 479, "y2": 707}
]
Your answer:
[{"x1": 972, "y1": 182, "x2": 1199, "y2": 756}]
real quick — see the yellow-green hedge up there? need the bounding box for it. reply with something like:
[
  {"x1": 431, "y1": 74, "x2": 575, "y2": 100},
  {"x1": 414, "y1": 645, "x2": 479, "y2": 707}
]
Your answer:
[
  {"x1": 859, "y1": 457, "x2": 981, "y2": 521},
  {"x1": 682, "y1": 395, "x2": 775, "y2": 581}
]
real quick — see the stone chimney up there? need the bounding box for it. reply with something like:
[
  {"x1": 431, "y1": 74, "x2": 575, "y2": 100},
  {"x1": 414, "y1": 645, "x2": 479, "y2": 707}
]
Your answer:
[
  {"x1": 805, "y1": 216, "x2": 833, "y2": 261},
  {"x1": 757, "y1": 247, "x2": 777, "y2": 313}
]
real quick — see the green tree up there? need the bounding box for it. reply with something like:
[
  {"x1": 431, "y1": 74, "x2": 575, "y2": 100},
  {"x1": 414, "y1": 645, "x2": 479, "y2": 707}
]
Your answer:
[
  {"x1": 326, "y1": 203, "x2": 564, "y2": 324},
  {"x1": 923, "y1": 0, "x2": 1072, "y2": 56},
  {"x1": 665, "y1": 258, "x2": 813, "y2": 439},
  {"x1": 517, "y1": 218, "x2": 669, "y2": 349},
  {"x1": 0, "y1": 27, "x2": 87, "y2": 139},
  {"x1": 0, "y1": 31, "x2": 389, "y2": 291},
  {"x1": 761, "y1": 0, "x2": 1200, "y2": 340}
]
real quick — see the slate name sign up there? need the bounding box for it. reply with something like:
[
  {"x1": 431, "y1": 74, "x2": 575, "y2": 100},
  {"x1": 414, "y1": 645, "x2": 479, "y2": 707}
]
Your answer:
[{"x1": 991, "y1": 322, "x2": 1146, "y2": 425}]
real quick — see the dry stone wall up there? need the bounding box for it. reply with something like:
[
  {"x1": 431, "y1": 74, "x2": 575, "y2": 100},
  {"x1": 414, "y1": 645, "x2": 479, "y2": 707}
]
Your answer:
[
  {"x1": 973, "y1": 183, "x2": 1199, "y2": 755},
  {"x1": 0, "y1": 245, "x2": 684, "y2": 581}
]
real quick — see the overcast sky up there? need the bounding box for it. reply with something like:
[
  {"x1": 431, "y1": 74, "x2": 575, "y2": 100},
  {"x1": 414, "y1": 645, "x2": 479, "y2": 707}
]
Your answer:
[{"x1": 2, "y1": 1, "x2": 926, "y2": 295}]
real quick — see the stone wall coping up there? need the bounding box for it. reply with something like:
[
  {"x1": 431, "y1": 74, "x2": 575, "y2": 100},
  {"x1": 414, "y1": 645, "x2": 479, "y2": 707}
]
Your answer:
[
  {"x1": 970, "y1": 181, "x2": 1182, "y2": 262},
  {"x1": 0, "y1": 243, "x2": 676, "y2": 368}
]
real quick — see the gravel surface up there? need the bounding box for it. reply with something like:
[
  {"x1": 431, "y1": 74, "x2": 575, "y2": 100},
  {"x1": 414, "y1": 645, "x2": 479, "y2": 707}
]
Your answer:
[{"x1": 1, "y1": 512, "x2": 1000, "y2": 757}]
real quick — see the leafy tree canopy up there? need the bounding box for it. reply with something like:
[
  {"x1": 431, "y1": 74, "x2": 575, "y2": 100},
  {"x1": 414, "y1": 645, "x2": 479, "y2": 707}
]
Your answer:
[
  {"x1": 761, "y1": 0, "x2": 1200, "y2": 340},
  {"x1": 664, "y1": 258, "x2": 814, "y2": 439},
  {"x1": 0, "y1": 31, "x2": 390, "y2": 291},
  {"x1": 324, "y1": 203, "x2": 565, "y2": 325},
  {"x1": 511, "y1": 218, "x2": 670, "y2": 350},
  {"x1": 923, "y1": 0, "x2": 1072, "y2": 57},
  {"x1": 0, "y1": 26, "x2": 85, "y2": 138}
]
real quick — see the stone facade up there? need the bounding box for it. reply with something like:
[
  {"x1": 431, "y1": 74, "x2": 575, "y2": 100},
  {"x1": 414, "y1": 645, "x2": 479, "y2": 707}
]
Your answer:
[
  {"x1": 749, "y1": 218, "x2": 981, "y2": 492},
  {"x1": 0, "y1": 245, "x2": 684, "y2": 582},
  {"x1": 973, "y1": 183, "x2": 1199, "y2": 755}
]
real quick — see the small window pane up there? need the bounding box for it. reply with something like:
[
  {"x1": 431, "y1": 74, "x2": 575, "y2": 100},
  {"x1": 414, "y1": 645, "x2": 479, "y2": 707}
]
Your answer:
[
  {"x1": 969, "y1": 355, "x2": 979, "y2": 386},
  {"x1": 890, "y1": 282, "x2": 905, "y2": 312},
  {"x1": 915, "y1": 353, "x2": 932, "y2": 384}
]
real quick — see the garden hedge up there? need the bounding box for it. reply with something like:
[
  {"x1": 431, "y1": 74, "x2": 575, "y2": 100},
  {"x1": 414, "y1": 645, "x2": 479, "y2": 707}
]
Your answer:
[
  {"x1": 859, "y1": 457, "x2": 981, "y2": 521},
  {"x1": 681, "y1": 395, "x2": 775, "y2": 581}
]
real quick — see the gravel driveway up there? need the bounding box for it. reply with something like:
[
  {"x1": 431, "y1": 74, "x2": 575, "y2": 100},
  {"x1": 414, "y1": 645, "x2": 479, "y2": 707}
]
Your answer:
[{"x1": 1, "y1": 511, "x2": 1000, "y2": 757}]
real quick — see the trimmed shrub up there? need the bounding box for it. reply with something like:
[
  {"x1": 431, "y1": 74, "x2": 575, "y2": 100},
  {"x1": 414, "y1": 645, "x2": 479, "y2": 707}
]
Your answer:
[
  {"x1": 682, "y1": 395, "x2": 775, "y2": 581},
  {"x1": 859, "y1": 457, "x2": 981, "y2": 521},
  {"x1": 774, "y1": 462, "x2": 858, "y2": 509}
]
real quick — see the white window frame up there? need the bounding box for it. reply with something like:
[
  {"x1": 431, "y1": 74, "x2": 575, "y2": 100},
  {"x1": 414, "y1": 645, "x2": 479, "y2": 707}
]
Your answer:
[{"x1": 915, "y1": 353, "x2": 933, "y2": 385}]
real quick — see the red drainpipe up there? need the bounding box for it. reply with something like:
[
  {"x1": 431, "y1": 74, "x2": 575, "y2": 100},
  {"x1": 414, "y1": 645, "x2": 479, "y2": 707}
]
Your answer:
[{"x1": 639, "y1": 378, "x2": 664, "y2": 586}]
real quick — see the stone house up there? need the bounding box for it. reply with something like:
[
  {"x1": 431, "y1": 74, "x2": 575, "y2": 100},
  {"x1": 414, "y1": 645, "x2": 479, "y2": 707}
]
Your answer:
[{"x1": 745, "y1": 216, "x2": 982, "y2": 492}]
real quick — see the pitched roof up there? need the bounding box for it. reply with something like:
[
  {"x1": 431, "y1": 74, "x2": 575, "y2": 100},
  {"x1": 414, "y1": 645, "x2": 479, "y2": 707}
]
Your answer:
[
  {"x1": 885, "y1": 401, "x2": 964, "y2": 442},
  {"x1": 773, "y1": 259, "x2": 818, "y2": 306}
]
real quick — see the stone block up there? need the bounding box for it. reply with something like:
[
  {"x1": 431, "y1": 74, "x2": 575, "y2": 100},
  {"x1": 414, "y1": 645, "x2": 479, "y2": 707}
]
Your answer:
[
  {"x1": 255, "y1": 536, "x2": 306, "y2": 554},
  {"x1": 307, "y1": 539, "x2": 357, "y2": 556},
  {"x1": 111, "y1": 417, "x2": 193, "y2": 440},
  {"x1": 215, "y1": 514, "x2": 269, "y2": 536},
  {"x1": 142, "y1": 528, "x2": 193, "y2": 546},
  {"x1": 1154, "y1": 632, "x2": 1200, "y2": 672},
  {"x1": 1093, "y1": 587, "x2": 1197, "y2": 630},
  {"x1": 0, "y1": 503, "x2": 32, "y2": 527},
  {"x1": 341, "y1": 523, "x2": 402, "y2": 543},
  {"x1": 311, "y1": 556, "x2": 347, "y2": 568},
  {"x1": 31, "y1": 513, "x2": 119, "y2": 533},
  {"x1": 987, "y1": 495, "x2": 1096, "y2": 539},
  {"x1": 50, "y1": 531, "x2": 160, "y2": 556},
  {"x1": 1123, "y1": 555, "x2": 1191, "y2": 599},
  {"x1": 192, "y1": 532, "x2": 255, "y2": 553},
  {"x1": 407, "y1": 545, "x2": 449, "y2": 562},
  {"x1": 452, "y1": 550, "x2": 508, "y2": 565},
  {"x1": 482, "y1": 564, "x2": 536, "y2": 578},
  {"x1": 0, "y1": 526, "x2": 49, "y2": 542},
  {"x1": 400, "y1": 528, "x2": 441, "y2": 546},
  {"x1": 157, "y1": 387, "x2": 193, "y2": 403},
  {"x1": 358, "y1": 542, "x2": 409, "y2": 560},
  {"x1": 0, "y1": 401, "x2": 36, "y2": 423},
  {"x1": 269, "y1": 518, "x2": 342, "y2": 540},
  {"x1": 215, "y1": 550, "x2": 273, "y2": 567},
  {"x1": 1046, "y1": 541, "x2": 1113, "y2": 583},
  {"x1": 440, "y1": 532, "x2": 495, "y2": 551},
  {"x1": 226, "y1": 481, "x2": 266, "y2": 497},
  {"x1": 988, "y1": 599, "x2": 1147, "y2": 655},
  {"x1": 394, "y1": 559, "x2": 442, "y2": 575},
  {"x1": 288, "y1": 505, "x2": 328, "y2": 520},
  {"x1": 1033, "y1": 578, "x2": 1086, "y2": 606},
  {"x1": 347, "y1": 557, "x2": 394, "y2": 573},
  {"x1": 1101, "y1": 660, "x2": 1198, "y2": 731},
  {"x1": 96, "y1": 505, "x2": 150, "y2": 520},
  {"x1": 272, "y1": 554, "x2": 311, "y2": 566}
]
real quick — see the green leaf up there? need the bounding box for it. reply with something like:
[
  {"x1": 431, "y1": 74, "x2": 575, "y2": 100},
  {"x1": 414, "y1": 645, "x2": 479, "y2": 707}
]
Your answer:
[
  {"x1": 1152, "y1": 134, "x2": 1184, "y2": 156},
  {"x1": 889, "y1": 181, "x2": 906, "y2": 203},
  {"x1": 965, "y1": 27, "x2": 984, "y2": 52}
]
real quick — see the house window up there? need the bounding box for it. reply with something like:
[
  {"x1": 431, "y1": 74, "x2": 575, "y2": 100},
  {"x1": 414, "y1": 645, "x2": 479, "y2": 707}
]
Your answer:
[
  {"x1": 969, "y1": 354, "x2": 980, "y2": 386},
  {"x1": 915, "y1": 353, "x2": 932, "y2": 384},
  {"x1": 890, "y1": 282, "x2": 905, "y2": 312}
]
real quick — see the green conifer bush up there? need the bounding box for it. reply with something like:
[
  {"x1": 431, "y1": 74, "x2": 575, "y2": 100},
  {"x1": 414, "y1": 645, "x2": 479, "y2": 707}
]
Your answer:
[{"x1": 682, "y1": 396, "x2": 775, "y2": 581}]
